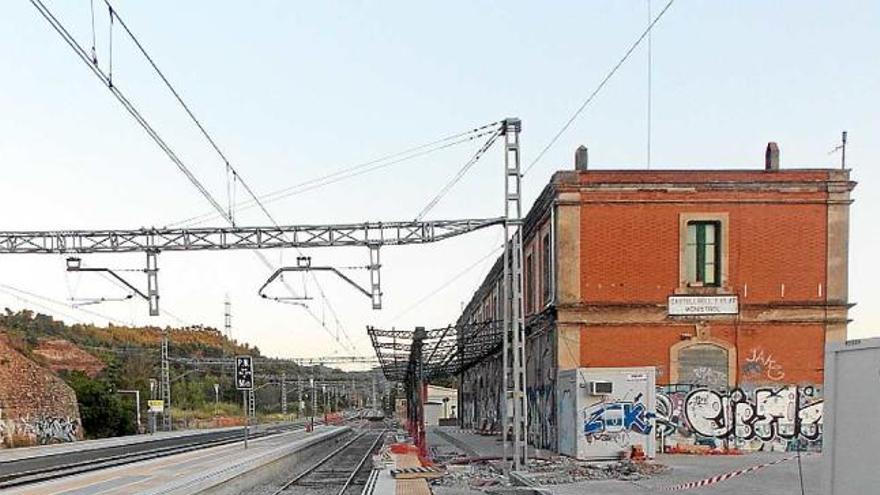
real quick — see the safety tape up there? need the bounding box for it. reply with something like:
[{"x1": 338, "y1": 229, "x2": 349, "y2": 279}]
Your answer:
[
  {"x1": 660, "y1": 453, "x2": 812, "y2": 491},
  {"x1": 390, "y1": 466, "x2": 444, "y2": 476}
]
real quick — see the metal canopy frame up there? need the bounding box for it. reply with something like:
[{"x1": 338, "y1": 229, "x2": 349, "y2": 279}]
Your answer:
[{"x1": 367, "y1": 320, "x2": 504, "y2": 383}]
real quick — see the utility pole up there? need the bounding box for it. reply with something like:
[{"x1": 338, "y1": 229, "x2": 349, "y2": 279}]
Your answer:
[
  {"x1": 224, "y1": 295, "x2": 232, "y2": 342},
  {"x1": 281, "y1": 371, "x2": 288, "y2": 416},
  {"x1": 160, "y1": 330, "x2": 172, "y2": 431},
  {"x1": 298, "y1": 375, "x2": 303, "y2": 418},
  {"x1": 501, "y1": 117, "x2": 527, "y2": 472},
  {"x1": 310, "y1": 377, "x2": 316, "y2": 431}
]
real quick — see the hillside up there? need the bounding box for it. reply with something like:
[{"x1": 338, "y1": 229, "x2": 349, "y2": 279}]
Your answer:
[
  {"x1": 0, "y1": 308, "x2": 268, "y2": 441},
  {"x1": 0, "y1": 309, "x2": 259, "y2": 360}
]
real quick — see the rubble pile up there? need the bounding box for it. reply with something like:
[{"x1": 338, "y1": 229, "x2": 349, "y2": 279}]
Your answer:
[
  {"x1": 527, "y1": 457, "x2": 669, "y2": 485},
  {"x1": 432, "y1": 457, "x2": 668, "y2": 490},
  {"x1": 431, "y1": 464, "x2": 511, "y2": 490}
]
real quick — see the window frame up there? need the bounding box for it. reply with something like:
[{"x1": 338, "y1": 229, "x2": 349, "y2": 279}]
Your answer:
[
  {"x1": 525, "y1": 253, "x2": 534, "y2": 314},
  {"x1": 541, "y1": 233, "x2": 552, "y2": 305},
  {"x1": 687, "y1": 220, "x2": 721, "y2": 287},
  {"x1": 678, "y1": 213, "x2": 729, "y2": 292}
]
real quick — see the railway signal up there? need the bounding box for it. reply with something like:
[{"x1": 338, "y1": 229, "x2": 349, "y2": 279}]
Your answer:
[{"x1": 236, "y1": 355, "x2": 254, "y2": 448}]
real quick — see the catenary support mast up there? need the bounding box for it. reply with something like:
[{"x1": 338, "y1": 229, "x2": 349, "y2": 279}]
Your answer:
[{"x1": 501, "y1": 118, "x2": 527, "y2": 471}]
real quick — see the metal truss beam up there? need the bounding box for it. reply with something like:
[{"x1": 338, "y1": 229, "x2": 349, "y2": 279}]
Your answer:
[
  {"x1": 0, "y1": 217, "x2": 503, "y2": 254},
  {"x1": 368, "y1": 320, "x2": 503, "y2": 383}
]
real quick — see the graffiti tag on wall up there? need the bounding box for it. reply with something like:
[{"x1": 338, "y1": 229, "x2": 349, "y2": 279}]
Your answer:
[
  {"x1": 742, "y1": 348, "x2": 786, "y2": 381},
  {"x1": 0, "y1": 413, "x2": 79, "y2": 446},
  {"x1": 583, "y1": 394, "x2": 653, "y2": 440},
  {"x1": 33, "y1": 416, "x2": 79, "y2": 444},
  {"x1": 683, "y1": 385, "x2": 821, "y2": 442}
]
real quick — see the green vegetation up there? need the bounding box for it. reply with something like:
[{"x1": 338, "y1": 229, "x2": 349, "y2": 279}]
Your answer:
[
  {"x1": 63, "y1": 371, "x2": 136, "y2": 439},
  {"x1": 0, "y1": 309, "x2": 264, "y2": 437}
]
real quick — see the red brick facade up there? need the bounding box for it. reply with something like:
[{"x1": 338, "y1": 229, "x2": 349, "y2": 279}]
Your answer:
[
  {"x1": 569, "y1": 169, "x2": 851, "y2": 388},
  {"x1": 457, "y1": 165, "x2": 854, "y2": 451}
]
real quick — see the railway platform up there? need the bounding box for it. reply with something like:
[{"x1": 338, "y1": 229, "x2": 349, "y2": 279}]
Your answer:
[
  {"x1": 0, "y1": 425, "x2": 246, "y2": 465},
  {"x1": 3, "y1": 425, "x2": 347, "y2": 495}
]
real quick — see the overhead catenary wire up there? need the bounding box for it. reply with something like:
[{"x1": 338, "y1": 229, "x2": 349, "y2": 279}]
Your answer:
[
  {"x1": 415, "y1": 125, "x2": 503, "y2": 221},
  {"x1": 390, "y1": 243, "x2": 504, "y2": 321},
  {"x1": 30, "y1": 0, "x2": 357, "y2": 353},
  {"x1": 168, "y1": 123, "x2": 500, "y2": 228},
  {"x1": 99, "y1": 1, "x2": 492, "y2": 355},
  {"x1": 523, "y1": 0, "x2": 676, "y2": 176},
  {"x1": 0, "y1": 283, "x2": 126, "y2": 325},
  {"x1": 99, "y1": 2, "x2": 363, "y2": 354},
  {"x1": 28, "y1": 0, "x2": 232, "y2": 224}
]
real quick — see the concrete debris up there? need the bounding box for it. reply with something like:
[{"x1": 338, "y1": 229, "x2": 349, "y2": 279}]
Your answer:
[
  {"x1": 431, "y1": 463, "x2": 511, "y2": 490},
  {"x1": 526, "y1": 457, "x2": 669, "y2": 485},
  {"x1": 432, "y1": 457, "x2": 668, "y2": 490}
]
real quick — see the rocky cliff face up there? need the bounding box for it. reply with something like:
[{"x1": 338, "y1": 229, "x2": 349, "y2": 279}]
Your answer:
[
  {"x1": 32, "y1": 339, "x2": 105, "y2": 377},
  {"x1": 0, "y1": 336, "x2": 82, "y2": 447}
]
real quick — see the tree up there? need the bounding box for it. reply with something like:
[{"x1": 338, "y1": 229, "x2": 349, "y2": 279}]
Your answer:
[{"x1": 63, "y1": 371, "x2": 137, "y2": 439}]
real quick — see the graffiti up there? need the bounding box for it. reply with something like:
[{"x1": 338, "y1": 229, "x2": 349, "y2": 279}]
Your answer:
[
  {"x1": 688, "y1": 366, "x2": 728, "y2": 387},
  {"x1": 656, "y1": 391, "x2": 693, "y2": 439},
  {"x1": 742, "y1": 348, "x2": 785, "y2": 381},
  {"x1": 684, "y1": 386, "x2": 822, "y2": 442},
  {"x1": 583, "y1": 394, "x2": 653, "y2": 438},
  {"x1": 33, "y1": 417, "x2": 79, "y2": 444},
  {"x1": 583, "y1": 430, "x2": 633, "y2": 447},
  {"x1": 1, "y1": 413, "x2": 79, "y2": 446},
  {"x1": 526, "y1": 342, "x2": 557, "y2": 450},
  {"x1": 527, "y1": 383, "x2": 556, "y2": 450}
]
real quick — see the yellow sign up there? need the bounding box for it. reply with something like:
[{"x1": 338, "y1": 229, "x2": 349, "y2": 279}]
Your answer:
[{"x1": 148, "y1": 400, "x2": 164, "y2": 413}]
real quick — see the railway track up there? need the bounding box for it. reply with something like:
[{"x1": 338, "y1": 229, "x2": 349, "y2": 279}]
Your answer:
[
  {"x1": 0, "y1": 419, "x2": 331, "y2": 490},
  {"x1": 271, "y1": 428, "x2": 386, "y2": 495}
]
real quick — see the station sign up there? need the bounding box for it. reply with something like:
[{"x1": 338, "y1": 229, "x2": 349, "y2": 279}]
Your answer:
[
  {"x1": 147, "y1": 400, "x2": 164, "y2": 413},
  {"x1": 236, "y1": 355, "x2": 254, "y2": 390},
  {"x1": 668, "y1": 295, "x2": 738, "y2": 316}
]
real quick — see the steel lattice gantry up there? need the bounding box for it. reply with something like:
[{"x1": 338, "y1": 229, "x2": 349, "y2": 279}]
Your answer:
[
  {"x1": 0, "y1": 217, "x2": 503, "y2": 315},
  {"x1": 0, "y1": 218, "x2": 503, "y2": 253}
]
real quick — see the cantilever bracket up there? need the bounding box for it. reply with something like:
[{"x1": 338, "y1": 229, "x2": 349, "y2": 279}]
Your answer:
[
  {"x1": 66, "y1": 252, "x2": 160, "y2": 316},
  {"x1": 258, "y1": 260, "x2": 381, "y2": 310}
]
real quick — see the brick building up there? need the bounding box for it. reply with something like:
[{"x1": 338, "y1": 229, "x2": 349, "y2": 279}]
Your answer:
[{"x1": 457, "y1": 146, "x2": 855, "y2": 453}]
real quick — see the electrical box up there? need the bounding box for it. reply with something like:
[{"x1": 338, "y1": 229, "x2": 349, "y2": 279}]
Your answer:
[
  {"x1": 558, "y1": 367, "x2": 656, "y2": 460},
  {"x1": 822, "y1": 338, "x2": 880, "y2": 495},
  {"x1": 587, "y1": 381, "x2": 613, "y2": 395}
]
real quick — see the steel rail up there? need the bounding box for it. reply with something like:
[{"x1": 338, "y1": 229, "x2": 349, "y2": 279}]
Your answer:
[
  {"x1": 337, "y1": 430, "x2": 387, "y2": 495},
  {"x1": 271, "y1": 428, "x2": 386, "y2": 495}
]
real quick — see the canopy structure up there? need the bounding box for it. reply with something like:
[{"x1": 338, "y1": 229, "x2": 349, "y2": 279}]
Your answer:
[{"x1": 367, "y1": 320, "x2": 503, "y2": 383}]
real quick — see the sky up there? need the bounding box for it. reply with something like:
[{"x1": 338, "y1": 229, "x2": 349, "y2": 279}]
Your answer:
[{"x1": 0, "y1": 0, "x2": 878, "y2": 360}]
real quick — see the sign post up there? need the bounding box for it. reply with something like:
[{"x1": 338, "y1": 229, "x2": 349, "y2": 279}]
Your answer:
[
  {"x1": 236, "y1": 355, "x2": 254, "y2": 448},
  {"x1": 147, "y1": 399, "x2": 163, "y2": 435}
]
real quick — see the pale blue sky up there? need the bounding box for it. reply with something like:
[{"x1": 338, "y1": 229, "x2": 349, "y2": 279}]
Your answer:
[{"x1": 1, "y1": 1, "x2": 877, "y2": 359}]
